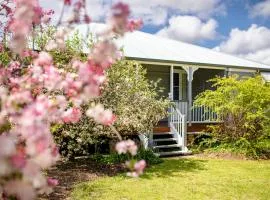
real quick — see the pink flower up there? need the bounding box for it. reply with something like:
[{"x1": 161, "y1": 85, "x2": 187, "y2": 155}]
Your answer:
[
  {"x1": 126, "y1": 160, "x2": 146, "y2": 177},
  {"x1": 89, "y1": 41, "x2": 118, "y2": 69},
  {"x1": 0, "y1": 135, "x2": 16, "y2": 157},
  {"x1": 4, "y1": 180, "x2": 36, "y2": 200},
  {"x1": 34, "y1": 52, "x2": 53, "y2": 67},
  {"x1": 134, "y1": 160, "x2": 146, "y2": 175},
  {"x1": 127, "y1": 19, "x2": 143, "y2": 32},
  {"x1": 115, "y1": 139, "x2": 138, "y2": 156},
  {"x1": 11, "y1": 152, "x2": 26, "y2": 169},
  {"x1": 84, "y1": 14, "x2": 91, "y2": 24},
  {"x1": 86, "y1": 104, "x2": 116, "y2": 125},
  {"x1": 47, "y1": 178, "x2": 59, "y2": 187},
  {"x1": 110, "y1": 2, "x2": 130, "y2": 35},
  {"x1": 112, "y1": 2, "x2": 130, "y2": 18},
  {"x1": 62, "y1": 107, "x2": 82, "y2": 123},
  {"x1": 64, "y1": 0, "x2": 72, "y2": 5},
  {"x1": 115, "y1": 141, "x2": 128, "y2": 154}
]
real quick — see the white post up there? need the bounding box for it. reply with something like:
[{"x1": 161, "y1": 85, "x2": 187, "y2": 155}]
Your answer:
[
  {"x1": 188, "y1": 67, "x2": 193, "y2": 126},
  {"x1": 170, "y1": 65, "x2": 174, "y2": 100}
]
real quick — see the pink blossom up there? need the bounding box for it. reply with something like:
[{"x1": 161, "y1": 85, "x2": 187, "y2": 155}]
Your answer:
[
  {"x1": 115, "y1": 141, "x2": 128, "y2": 154},
  {"x1": 0, "y1": 135, "x2": 16, "y2": 157},
  {"x1": 62, "y1": 107, "x2": 82, "y2": 123},
  {"x1": 127, "y1": 19, "x2": 143, "y2": 32},
  {"x1": 47, "y1": 178, "x2": 59, "y2": 187},
  {"x1": 126, "y1": 160, "x2": 146, "y2": 177},
  {"x1": 64, "y1": 0, "x2": 72, "y2": 5},
  {"x1": 11, "y1": 152, "x2": 26, "y2": 169},
  {"x1": 84, "y1": 14, "x2": 91, "y2": 24},
  {"x1": 34, "y1": 52, "x2": 53, "y2": 67},
  {"x1": 110, "y1": 2, "x2": 130, "y2": 35},
  {"x1": 89, "y1": 40, "x2": 119, "y2": 69},
  {"x1": 4, "y1": 180, "x2": 36, "y2": 200},
  {"x1": 134, "y1": 160, "x2": 146, "y2": 175},
  {"x1": 0, "y1": 0, "x2": 136, "y2": 197},
  {"x1": 115, "y1": 139, "x2": 138, "y2": 156},
  {"x1": 86, "y1": 104, "x2": 116, "y2": 125},
  {"x1": 112, "y1": 2, "x2": 130, "y2": 18}
]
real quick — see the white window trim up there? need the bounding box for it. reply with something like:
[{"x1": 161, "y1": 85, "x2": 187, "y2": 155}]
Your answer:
[{"x1": 173, "y1": 69, "x2": 185, "y2": 101}]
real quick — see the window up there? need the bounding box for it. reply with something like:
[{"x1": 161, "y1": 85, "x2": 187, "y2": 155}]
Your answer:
[{"x1": 173, "y1": 70, "x2": 184, "y2": 101}]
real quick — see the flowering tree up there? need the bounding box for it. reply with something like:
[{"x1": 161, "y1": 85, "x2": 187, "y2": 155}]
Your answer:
[{"x1": 0, "y1": 0, "x2": 144, "y2": 199}]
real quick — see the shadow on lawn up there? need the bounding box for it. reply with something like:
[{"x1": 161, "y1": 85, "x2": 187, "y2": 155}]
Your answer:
[
  {"x1": 142, "y1": 158, "x2": 208, "y2": 179},
  {"x1": 39, "y1": 158, "x2": 125, "y2": 200}
]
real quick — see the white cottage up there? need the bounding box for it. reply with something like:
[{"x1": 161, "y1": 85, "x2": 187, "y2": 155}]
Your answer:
[{"x1": 80, "y1": 24, "x2": 270, "y2": 156}]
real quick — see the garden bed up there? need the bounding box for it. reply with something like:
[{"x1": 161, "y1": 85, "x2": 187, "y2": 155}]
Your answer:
[{"x1": 38, "y1": 158, "x2": 125, "y2": 200}]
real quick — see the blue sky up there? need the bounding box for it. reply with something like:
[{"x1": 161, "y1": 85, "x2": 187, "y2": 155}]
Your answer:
[{"x1": 41, "y1": 0, "x2": 270, "y2": 65}]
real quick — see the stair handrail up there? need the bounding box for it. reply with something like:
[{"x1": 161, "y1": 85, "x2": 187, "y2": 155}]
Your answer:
[{"x1": 170, "y1": 105, "x2": 187, "y2": 152}]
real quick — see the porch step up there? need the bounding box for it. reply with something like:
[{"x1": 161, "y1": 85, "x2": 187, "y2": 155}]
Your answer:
[
  {"x1": 153, "y1": 144, "x2": 181, "y2": 149},
  {"x1": 153, "y1": 132, "x2": 172, "y2": 135},
  {"x1": 153, "y1": 138, "x2": 177, "y2": 142},
  {"x1": 153, "y1": 126, "x2": 170, "y2": 133},
  {"x1": 157, "y1": 150, "x2": 192, "y2": 157}
]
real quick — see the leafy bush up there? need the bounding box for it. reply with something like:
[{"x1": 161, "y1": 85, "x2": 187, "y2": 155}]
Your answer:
[
  {"x1": 53, "y1": 60, "x2": 169, "y2": 158},
  {"x1": 194, "y1": 75, "x2": 270, "y2": 158},
  {"x1": 92, "y1": 149, "x2": 163, "y2": 165},
  {"x1": 36, "y1": 28, "x2": 169, "y2": 159}
]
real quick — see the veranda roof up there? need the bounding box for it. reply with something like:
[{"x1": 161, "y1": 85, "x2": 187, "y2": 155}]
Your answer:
[
  {"x1": 261, "y1": 72, "x2": 270, "y2": 82},
  {"x1": 78, "y1": 23, "x2": 270, "y2": 71}
]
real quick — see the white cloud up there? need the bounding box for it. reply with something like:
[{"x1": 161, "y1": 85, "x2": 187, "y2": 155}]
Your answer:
[
  {"x1": 214, "y1": 24, "x2": 270, "y2": 65},
  {"x1": 118, "y1": 0, "x2": 225, "y2": 22},
  {"x1": 243, "y1": 48, "x2": 270, "y2": 65},
  {"x1": 40, "y1": 0, "x2": 108, "y2": 23},
  {"x1": 40, "y1": 0, "x2": 225, "y2": 26},
  {"x1": 156, "y1": 15, "x2": 218, "y2": 43},
  {"x1": 250, "y1": 0, "x2": 270, "y2": 18}
]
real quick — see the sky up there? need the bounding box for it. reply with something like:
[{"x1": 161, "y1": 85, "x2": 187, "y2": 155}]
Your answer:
[{"x1": 40, "y1": 0, "x2": 270, "y2": 65}]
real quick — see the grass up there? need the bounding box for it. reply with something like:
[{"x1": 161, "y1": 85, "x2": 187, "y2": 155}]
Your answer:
[{"x1": 71, "y1": 157, "x2": 270, "y2": 200}]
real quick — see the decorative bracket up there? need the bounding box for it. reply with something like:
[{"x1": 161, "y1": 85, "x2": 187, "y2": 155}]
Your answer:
[{"x1": 182, "y1": 66, "x2": 199, "y2": 82}]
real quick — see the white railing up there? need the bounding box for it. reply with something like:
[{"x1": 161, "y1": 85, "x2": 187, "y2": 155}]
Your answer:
[
  {"x1": 170, "y1": 105, "x2": 187, "y2": 151},
  {"x1": 191, "y1": 103, "x2": 219, "y2": 123},
  {"x1": 173, "y1": 101, "x2": 219, "y2": 123}
]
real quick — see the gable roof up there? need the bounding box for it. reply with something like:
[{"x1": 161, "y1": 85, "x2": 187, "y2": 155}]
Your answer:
[{"x1": 78, "y1": 23, "x2": 270, "y2": 71}]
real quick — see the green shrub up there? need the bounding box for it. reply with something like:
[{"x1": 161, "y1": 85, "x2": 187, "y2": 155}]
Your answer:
[
  {"x1": 194, "y1": 75, "x2": 270, "y2": 158},
  {"x1": 92, "y1": 149, "x2": 163, "y2": 166}
]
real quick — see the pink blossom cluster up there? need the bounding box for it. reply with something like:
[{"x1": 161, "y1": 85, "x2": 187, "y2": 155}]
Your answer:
[
  {"x1": 115, "y1": 139, "x2": 138, "y2": 156},
  {"x1": 116, "y1": 140, "x2": 146, "y2": 177},
  {"x1": 66, "y1": 0, "x2": 91, "y2": 24},
  {"x1": 0, "y1": 0, "x2": 143, "y2": 199},
  {"x1": 126, "y1": 160, "x2": 147, "y2": 178},
  {"x1": 6, "y1": 0, "x2": 53, "y2": 53}
]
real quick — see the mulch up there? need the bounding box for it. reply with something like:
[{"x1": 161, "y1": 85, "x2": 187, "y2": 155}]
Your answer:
[{"x1": 39, "y1": 158, "x2": 125, "y2": 200}]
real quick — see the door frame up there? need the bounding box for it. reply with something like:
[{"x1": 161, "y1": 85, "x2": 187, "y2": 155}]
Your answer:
[{"x1": 173, "y1": 69, "x2": 185, "y2": 101}]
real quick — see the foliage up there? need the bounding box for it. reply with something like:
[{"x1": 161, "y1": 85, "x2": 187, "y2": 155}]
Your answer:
[
  {"x1": 102, "y1": 60, "x2": 170, "y2": 135},
  {"x1": 71, "y1": 158, "x2": 270, "y2": 200},
  {"x1": 194, "y1": 75, "x2": 270, "y2": 158},
  {"x1": 92, "y1": 149, "x2": 163, "y2": 166},
  {"x1": 52, "y1": 59, "x2": 169, "y2": 158}
]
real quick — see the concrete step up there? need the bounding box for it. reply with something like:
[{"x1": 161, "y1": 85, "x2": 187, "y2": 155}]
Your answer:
[
  {"x1": 153, "y1": 138, "x2": 177, "y2": 142},
  {"x1": 153, "y1": 144, "x2": 181, "y2": 149},
  {"x1": 157, "y1": 150, "x2": 192, "y2": 157}
]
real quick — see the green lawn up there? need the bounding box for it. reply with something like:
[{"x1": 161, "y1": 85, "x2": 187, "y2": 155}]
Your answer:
[{"x1": 71, "y1": 157, "x2": 270, "y2": 200}]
